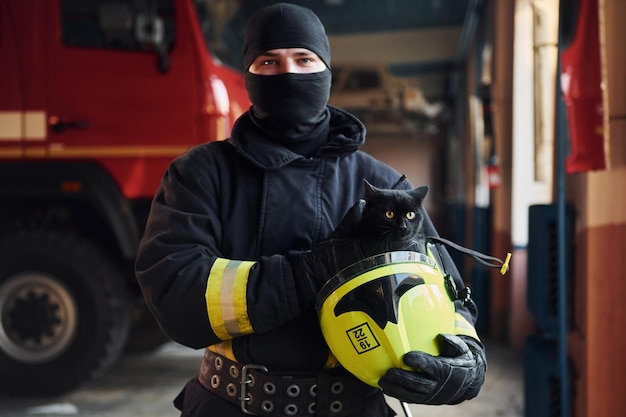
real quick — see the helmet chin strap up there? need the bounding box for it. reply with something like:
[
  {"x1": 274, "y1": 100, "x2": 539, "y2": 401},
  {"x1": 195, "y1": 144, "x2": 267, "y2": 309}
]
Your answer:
[{"x1": 426, "y1": 235, "x2": 512, "y2": 276}]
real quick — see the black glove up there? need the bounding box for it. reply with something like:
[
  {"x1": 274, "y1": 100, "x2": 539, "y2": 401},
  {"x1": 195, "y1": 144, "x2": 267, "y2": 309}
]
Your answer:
[
  {"x1": 288, "y1": 237, "x2": 366, "y2": 300},
  {"x1": 378, "y1": 334, "x2": 487, "y2": 405},
  {"x1": 288, "y1": 200, "x2": 378, "y2": 300}
]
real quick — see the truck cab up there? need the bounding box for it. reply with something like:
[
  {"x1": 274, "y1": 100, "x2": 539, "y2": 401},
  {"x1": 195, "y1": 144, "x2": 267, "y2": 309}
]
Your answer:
[{"x1": 0, "y1": 0, "x2": 248, "y2": 396}]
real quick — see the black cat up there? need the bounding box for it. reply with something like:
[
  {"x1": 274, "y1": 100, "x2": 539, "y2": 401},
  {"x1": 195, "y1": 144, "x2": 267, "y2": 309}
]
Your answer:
[{"x1": 353, "y1": 180, "x2": 429, "y2": 255}]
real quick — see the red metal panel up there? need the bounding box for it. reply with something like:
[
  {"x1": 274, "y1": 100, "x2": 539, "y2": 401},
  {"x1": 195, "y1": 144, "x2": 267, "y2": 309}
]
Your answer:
[{"x1": 560, "y1": 0, "x2": 606, "y2": 173}]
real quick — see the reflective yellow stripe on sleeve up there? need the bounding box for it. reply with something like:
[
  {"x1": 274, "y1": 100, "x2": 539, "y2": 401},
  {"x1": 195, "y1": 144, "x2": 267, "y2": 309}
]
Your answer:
[
  {"x1": 454, "y1": 312, "x2": 480, "y2": 341},
  {"x1": 206, "y1": 258, "x2": 255, "y2": 340}
]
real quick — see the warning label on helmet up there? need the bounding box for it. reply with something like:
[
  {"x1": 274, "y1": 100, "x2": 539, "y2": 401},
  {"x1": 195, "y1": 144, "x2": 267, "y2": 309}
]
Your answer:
[{"x1": 347, "y1": 323, "x2": 380, "y2": 354}]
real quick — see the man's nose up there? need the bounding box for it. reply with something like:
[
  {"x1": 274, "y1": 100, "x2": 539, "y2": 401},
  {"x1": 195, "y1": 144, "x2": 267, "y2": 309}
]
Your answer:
[{"x1": 279, "y1": 60, "x2": 297, "y2": 74}]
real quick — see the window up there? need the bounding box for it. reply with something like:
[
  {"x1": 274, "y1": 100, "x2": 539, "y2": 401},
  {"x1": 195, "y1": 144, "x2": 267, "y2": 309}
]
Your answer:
[{"x1": 61, "y1": 0, "x2": 175, "y2": 52}]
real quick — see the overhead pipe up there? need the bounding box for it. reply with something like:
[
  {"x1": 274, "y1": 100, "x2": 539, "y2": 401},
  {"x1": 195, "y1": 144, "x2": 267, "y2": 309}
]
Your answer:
[
  {"x1": 454, "y1": 0, "x2": 483, "y2": 61},
  {"x1": 449, "y1": 0, "x2": 483, "y2": 96}
]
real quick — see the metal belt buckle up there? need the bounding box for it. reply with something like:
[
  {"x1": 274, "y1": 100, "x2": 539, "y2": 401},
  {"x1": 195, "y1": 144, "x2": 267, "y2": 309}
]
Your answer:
[{"x1": 240, "y1": 364, "x2": 268, "y2": 415}]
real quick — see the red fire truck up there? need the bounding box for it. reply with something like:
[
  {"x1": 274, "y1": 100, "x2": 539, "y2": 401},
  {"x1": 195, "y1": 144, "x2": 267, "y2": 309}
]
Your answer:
[{"x1": 0, "y1": 0, "x2": 248, "y2": 395}]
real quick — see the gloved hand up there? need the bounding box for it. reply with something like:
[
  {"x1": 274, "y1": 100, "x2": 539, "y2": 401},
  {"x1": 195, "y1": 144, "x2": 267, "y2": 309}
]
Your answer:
[
  {"x1": 288, "y1": 237, "x2": 366, "y2": 300},
  {"x1": 287, "y1": 199, "x2": 377, "y2": 300},
  {"x1": 378, "y1": 334, "x2": 487, "y2": 405}
]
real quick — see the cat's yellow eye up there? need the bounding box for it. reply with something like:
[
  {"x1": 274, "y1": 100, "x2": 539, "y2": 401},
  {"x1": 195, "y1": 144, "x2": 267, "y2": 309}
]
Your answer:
[
  {"x1": 406, "y1": 211, "x2": 416, "y2": 220},
  {"x1": 385, "y1": 210, "x2": 395, "y2": 219}
]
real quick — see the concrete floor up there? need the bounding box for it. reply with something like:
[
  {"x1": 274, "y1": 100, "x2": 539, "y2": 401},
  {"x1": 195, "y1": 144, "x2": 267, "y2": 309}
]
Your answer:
[{"x1": 0, "y1": 338, "x2": 523, "y2": 417}]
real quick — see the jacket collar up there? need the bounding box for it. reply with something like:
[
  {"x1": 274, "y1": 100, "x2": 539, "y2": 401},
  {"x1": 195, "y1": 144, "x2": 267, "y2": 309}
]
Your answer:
[{"x1": 229, "y1": 106, "x2": 366, "y2": 170}]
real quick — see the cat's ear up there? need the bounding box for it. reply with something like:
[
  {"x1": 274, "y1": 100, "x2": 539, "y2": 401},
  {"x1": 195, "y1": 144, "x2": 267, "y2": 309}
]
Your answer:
[
  {"x1": 413, "y1": 185, "x2": 429, "y2": 201},
  {"x1": 363, "y1": 179, "x2": 377, "y2": 199}
]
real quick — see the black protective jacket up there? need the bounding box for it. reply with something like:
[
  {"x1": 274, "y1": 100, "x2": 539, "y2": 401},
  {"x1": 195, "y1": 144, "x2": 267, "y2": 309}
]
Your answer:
[{"x1": 135, "y1": 106, "x2": 478, "y2": 416}]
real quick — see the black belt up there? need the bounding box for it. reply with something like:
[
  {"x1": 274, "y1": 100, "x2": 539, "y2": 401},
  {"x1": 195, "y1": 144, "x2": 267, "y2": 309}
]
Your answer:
[{"x1": 198, "y1": 350, "x2": 376, "y2": 417}]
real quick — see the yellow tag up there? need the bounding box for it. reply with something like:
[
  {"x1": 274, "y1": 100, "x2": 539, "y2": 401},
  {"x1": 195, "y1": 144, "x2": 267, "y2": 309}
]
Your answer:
[{"x1": 500, "y1": 253, "x2": 512, "y2": 275}]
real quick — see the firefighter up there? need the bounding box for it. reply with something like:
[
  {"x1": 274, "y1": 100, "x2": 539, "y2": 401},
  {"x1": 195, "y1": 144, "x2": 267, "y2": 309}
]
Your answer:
[{"x1": 135, "y1": 3, "x2": 486, "y2": 416}]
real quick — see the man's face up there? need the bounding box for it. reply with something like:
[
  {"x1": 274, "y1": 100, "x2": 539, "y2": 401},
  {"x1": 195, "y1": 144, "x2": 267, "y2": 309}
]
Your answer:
[{"x1": 248, "y1": 48, "x2": 326, "y2": 75}]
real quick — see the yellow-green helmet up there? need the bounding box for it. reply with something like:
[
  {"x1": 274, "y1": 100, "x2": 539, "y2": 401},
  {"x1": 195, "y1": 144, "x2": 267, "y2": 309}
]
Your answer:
[{"x1": 315, "y1": 251, "x2": 456, "y2": 387}]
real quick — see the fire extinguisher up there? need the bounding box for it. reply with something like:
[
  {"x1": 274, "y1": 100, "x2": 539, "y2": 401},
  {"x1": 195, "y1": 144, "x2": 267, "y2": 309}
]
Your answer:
[{"x1": 487, "y1": 154, "x2": 501, "y2": 190}]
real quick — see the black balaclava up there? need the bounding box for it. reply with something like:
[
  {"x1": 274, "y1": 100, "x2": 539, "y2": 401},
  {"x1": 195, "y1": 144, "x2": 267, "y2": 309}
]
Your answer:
[{"x1": 243, "y1": 3, "x2": 332, "y2": 155}]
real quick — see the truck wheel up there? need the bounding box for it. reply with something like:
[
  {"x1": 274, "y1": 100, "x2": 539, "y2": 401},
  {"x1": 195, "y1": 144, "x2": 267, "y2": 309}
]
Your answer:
[{"x1": 0, "y1": 231, "x2": 131, "y2": 396}]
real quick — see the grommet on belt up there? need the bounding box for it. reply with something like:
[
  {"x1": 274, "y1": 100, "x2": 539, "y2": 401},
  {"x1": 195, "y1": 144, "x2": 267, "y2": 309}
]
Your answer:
[
  {"x1": 229, "y1": 365, "x2": 239, "y2": 378},
  {"x1": 287, "y1": 384, "x2": 301, "y2": 398},
  {"x1": 247, "y1": 373, "x2": 256, "y2": 387},
  {"x1": 307, "y1": 402, "x2": 316, "y2": 415},
  {"x1": 226, "y1": 382, "x2": 237, "y2": 397},
  {"x1": 210, "y1": 374, "x2": 220, "y2": 389},
  {"x1": 263, "y1": 382, "x2": 276, "y2": 395},
  {"x1": 330, "y1": 400, "x2": 343, "y2": 414},
  {"x1": 309, "y1": 384, "x2": 317, "y2": 397},
  {"x1": 331, "y1": 382, "x2": 344, "y2": 395},
  {"x1": 214, "y1": 356, "x2": 223, "y2": 370},
  {"x1": 284, "y1": 403, "x2": 298, "y2": 416},
  {"x1": 261, "y1": 400, "x2": 274, "y2": 413}
]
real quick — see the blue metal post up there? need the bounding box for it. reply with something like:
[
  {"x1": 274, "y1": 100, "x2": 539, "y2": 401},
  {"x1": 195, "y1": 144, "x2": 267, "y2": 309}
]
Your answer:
[{"x1": 555, "y1": 33, "x2": 570, "y2": 417}]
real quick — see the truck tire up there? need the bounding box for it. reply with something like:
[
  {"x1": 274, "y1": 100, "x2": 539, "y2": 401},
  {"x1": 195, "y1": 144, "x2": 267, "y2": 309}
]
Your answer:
[{"x1": 0, "y1": 230, "x2": 131, "y2": 396}]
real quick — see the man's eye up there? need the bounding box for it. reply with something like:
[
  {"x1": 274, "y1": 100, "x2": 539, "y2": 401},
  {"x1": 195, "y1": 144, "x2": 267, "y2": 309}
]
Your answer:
[{"x1": 385, "y1": 210, "x2": 395, "y2": 219}]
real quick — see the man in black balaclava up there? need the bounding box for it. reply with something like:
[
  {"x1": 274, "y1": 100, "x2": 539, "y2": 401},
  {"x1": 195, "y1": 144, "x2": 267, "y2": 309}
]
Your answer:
[{"x1": 135, "y1": 3, "x2": 486, "y2": 417}]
